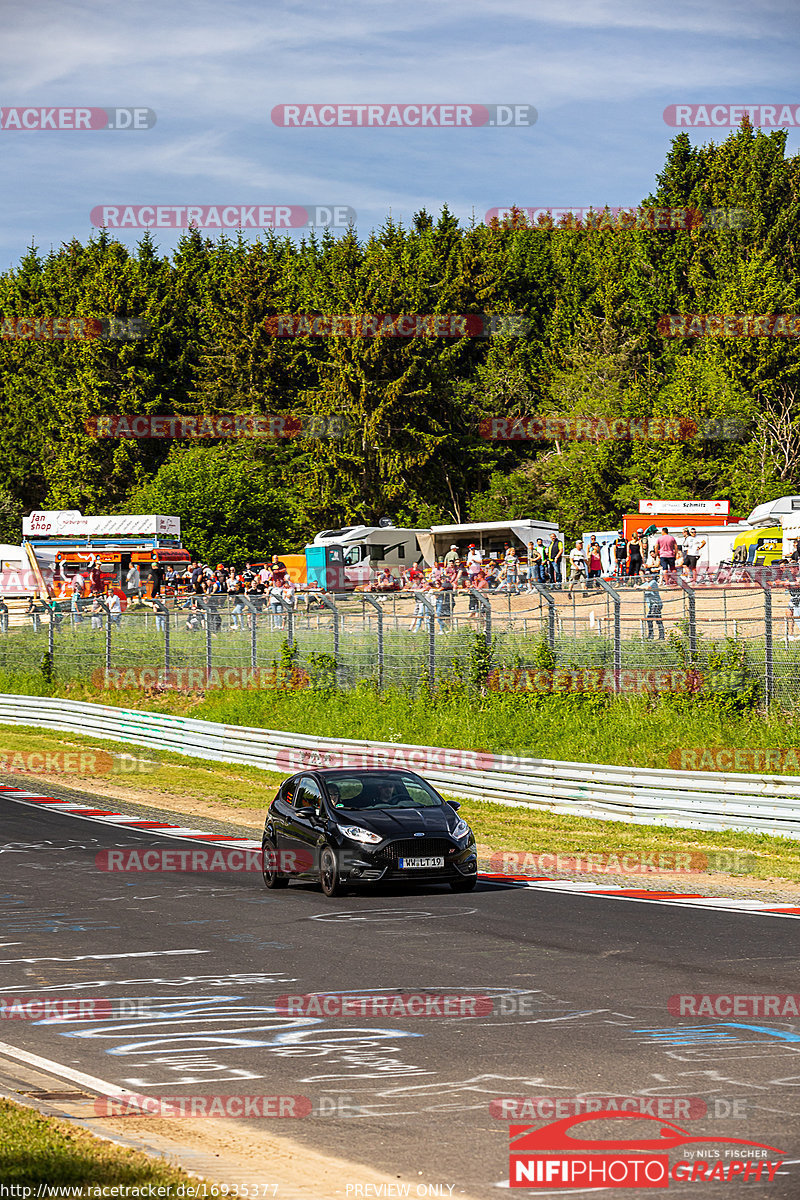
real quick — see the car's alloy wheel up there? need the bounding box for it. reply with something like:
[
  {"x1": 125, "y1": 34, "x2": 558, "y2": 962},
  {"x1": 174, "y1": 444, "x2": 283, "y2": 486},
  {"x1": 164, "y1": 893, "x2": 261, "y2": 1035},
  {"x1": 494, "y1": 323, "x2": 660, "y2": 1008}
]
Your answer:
[
  {"x1": 320, "y1": 846, "x2": 344, "y2": 897},
  {"x1": 262, "y1": 838, "x2": 289, "y2": 888},
  {"x1": 450, "y1": 876, "x2": 477, "y2": 892}
]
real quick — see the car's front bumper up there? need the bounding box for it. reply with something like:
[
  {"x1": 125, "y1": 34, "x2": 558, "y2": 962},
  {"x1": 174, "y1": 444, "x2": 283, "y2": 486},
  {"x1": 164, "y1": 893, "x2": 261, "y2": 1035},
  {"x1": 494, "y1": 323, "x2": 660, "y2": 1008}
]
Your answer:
[{"x1": 337, "y1": 843, "x2": 478, "y2": 884}]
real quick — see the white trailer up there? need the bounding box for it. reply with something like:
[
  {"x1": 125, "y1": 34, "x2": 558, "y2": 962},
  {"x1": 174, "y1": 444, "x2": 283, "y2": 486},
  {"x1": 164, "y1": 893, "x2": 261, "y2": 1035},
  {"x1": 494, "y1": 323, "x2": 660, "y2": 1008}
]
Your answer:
[{"x1": 422, "y1": 519, "x2": 561, "y2": 566}]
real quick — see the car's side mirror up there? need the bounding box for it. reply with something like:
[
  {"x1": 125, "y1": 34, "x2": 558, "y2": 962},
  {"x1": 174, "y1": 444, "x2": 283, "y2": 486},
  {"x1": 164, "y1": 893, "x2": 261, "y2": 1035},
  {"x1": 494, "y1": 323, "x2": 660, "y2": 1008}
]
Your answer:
[
  {"x1": 446, "y1": 800, "x2": 461, "y2": 810},
  {"x1": 295, "y1": 805, "x2": 318, "y2": 818}
]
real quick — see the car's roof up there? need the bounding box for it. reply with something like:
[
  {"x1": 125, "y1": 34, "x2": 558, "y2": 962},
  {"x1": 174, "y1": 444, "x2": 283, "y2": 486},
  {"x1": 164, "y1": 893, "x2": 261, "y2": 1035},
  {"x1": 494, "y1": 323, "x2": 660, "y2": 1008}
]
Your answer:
[{"x1": 286, "y1": 767, "x2": 424, "y2": 780}]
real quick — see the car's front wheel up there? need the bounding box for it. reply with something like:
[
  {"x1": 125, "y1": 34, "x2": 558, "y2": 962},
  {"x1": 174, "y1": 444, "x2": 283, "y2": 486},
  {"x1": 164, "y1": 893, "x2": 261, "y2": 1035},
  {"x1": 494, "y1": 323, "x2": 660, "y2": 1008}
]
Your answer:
[
  {"x1": 262, "y1": 838, "x2": 289, "y2": 889},
  {"x1": 320, "y1": 846, "x2": 345, "y2": 897},
  {"x1": 450, "y1": 875, "x2": 477, "y2": 892}
]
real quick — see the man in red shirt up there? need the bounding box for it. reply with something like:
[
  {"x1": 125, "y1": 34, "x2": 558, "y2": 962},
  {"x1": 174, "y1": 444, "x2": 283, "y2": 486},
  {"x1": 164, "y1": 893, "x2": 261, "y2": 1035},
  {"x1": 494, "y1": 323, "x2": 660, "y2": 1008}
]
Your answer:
[{"x1": 656, "y1": 527, "x2": 678, "y2": 584}]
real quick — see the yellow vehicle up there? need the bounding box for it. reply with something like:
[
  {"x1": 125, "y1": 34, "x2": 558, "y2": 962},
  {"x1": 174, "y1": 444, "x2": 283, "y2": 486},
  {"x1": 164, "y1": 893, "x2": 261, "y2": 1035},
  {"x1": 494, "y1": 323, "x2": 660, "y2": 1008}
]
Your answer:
[{"x1": 732, "y1": 526, "x2": 784, "y2": 566}]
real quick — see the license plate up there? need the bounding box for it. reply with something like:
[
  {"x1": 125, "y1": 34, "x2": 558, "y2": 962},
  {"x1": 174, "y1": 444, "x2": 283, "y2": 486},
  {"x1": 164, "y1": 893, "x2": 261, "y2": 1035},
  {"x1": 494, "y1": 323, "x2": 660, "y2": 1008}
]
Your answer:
[{"x1": 398, "y1": 856, "x2": 445, "y2": 869}]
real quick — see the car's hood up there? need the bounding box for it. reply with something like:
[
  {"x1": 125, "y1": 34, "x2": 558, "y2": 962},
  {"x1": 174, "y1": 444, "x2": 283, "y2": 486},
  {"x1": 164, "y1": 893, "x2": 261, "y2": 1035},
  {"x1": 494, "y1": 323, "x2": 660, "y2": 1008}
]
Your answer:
[{"x1": 334, "y1": 806, "x2": 458, "y2": 838}]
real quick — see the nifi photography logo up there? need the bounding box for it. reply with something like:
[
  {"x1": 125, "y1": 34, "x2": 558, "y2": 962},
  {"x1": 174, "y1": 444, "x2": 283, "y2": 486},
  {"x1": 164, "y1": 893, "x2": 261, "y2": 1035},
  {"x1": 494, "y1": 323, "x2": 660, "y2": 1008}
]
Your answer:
[{"x1": 508, "y1": 1110, "x2": 785, "y2": 1188}]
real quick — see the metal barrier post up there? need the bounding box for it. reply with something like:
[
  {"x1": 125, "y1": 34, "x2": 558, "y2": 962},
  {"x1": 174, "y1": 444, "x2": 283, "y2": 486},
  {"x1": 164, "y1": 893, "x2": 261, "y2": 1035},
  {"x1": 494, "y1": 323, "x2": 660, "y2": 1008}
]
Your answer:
[
  {"x1": 762, "y1": 583, "x2": 774, "y2": 706},
  {"x1": 595, "y1": 577, "x2": 621, "y2": 690},
  {"x1": 276, "y1": 595, "x2": 295, "y2": 647},
  {"x1": 469, "y1": 589, "x2": 492, "y2": 647},
  {"x1": 678, "y1": 579, "x2": 697, "y2": 658},
  {"x1": 527, "y1": 579, "x2": 555, "y2": 649},
  {"x1": 237, "y1": 596, "x2": 261, "y2": 674},
  {"x1": 151, "y1": 598, "x2": 170, "y2": 676},
  {"x1": 202, "y1": 600, "x2": 213, "y2": 677},
  {"x1": 318, "y1": 594, "x2": 340, "y2": 680},
  {"x1": 412, "y1": 591, "x2": 437, "y2": 685},
  {"x1": 362, "y1": 594, "x2": 384, "y2": 687}
]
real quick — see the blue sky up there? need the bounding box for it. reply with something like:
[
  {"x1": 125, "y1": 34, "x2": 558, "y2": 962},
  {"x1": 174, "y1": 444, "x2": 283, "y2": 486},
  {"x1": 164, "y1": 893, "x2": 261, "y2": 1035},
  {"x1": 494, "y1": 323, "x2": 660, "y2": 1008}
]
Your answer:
[{"x1": 1, "y1": 0, "x2": 798, "y2": 267}]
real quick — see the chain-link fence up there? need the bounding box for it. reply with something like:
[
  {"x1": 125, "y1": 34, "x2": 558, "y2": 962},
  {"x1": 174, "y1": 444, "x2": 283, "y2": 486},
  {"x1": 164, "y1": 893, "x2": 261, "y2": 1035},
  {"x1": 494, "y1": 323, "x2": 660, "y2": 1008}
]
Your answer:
[{"x1": 3, "y1": 582, "x2": 800, "y2": 703}]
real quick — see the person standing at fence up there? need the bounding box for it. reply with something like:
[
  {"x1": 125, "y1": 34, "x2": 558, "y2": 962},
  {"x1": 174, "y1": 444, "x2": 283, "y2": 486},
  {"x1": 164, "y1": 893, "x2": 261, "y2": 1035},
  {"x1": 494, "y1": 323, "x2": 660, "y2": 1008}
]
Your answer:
[
  {"x1": 533, "y1": 539, "x2": 548, "y2": 584},
  {"x1": 656, "y1": 527, "x2": 678, "y2": 584},
  {"x1": 70, "y1": 582, "x2": 82, "y2": 626},
  {"x1": 434, "y1": 574, "x2": 454, "y2": 632},
  {"x1": 682, "y1": 527, "x2": 706, "y2": 583},
  {"x1": 613, "y1": 532, "x2": 628, "y2": 581},
  {"x1": 626, "y1": 530, "x2": 645, "y2": 582},
  {"x1": 547, "y1": 532, "x2": 563, "y2": 586},
  {"x1": 25, "y1": 595, "x2": 43, "y2": 633},
  {"x1": 268, "y1": 580, "x2": 284, "y2": 630},
  {"x1": 0, "y1": 596, "x2": 7, "y2": 634},
  {"x1": 410, "y1": 584, "x2": 430, "y2": 632},
  {"x1": 466, "y1": 544, "x2": 482, "y2": 582},
  {"x1": 107, "y1": 590, "x2": 122, "y2": 627},
  {"x1": 587, "y1": 537, "x2": 603, "y2": 590},
  {"x1": 90, "y1": 596, "x2": 103, "y2": 631},
  {"x1": 149, "y1": 561, "x2": 164, "y2": 599},
  {"x1": 786, "y1": 579, "x2": 800, "y2": 638},
  {"x1": 644, "y1": 576, "x2": 665, "y2": 640},
  {"x1": 126, "y1": 561, "x2": 141, "y2": 598},
  {"x1": 567, "y1": 540, "x2": 588, "y2": 596},
  {"x1": 526, "y1": 541, "x2": 541, "y2": 587}
]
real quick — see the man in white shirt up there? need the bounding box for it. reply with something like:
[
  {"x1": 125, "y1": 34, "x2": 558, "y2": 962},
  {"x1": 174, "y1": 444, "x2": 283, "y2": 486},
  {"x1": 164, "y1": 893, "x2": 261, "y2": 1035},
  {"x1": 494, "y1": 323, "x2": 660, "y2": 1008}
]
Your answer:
[
  {"x1": 466, "y1": 545, "x2": 482, "y2": 579},
  {"x1": 107, "y1": 590, "x2": 122, "y2": 626},
  {"x1": 682, "y1": 527, "x2": 706, "y2": 583},
  {"x1": 567, "y1": 540, "x2": 588, "y2": 596}
]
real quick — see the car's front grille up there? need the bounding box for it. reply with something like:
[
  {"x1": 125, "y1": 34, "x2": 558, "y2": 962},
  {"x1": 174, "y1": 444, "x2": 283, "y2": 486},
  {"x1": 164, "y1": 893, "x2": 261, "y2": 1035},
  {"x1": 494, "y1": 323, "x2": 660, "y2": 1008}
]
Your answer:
[{"x1": 375, "y1": 838, "x2": 455, "y2": 865}]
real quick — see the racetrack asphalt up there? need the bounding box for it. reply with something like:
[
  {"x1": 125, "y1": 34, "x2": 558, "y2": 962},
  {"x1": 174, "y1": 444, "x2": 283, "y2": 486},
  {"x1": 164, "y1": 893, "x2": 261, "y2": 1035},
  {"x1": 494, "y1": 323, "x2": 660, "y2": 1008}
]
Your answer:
[{"x1": 1, "y1": 792, "x2": 798, "y2": 1198}]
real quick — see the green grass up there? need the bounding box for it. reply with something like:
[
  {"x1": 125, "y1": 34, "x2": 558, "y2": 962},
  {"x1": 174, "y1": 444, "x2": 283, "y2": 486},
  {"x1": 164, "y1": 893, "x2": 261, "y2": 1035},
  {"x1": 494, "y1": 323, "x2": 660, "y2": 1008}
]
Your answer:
[
  {"x1": 0, "y1": 1098, "x2": 197, "y2": 1191},
  {"x1": 0, "y1": 722, "x2": 284, "y2": 811},
  {"x1": 22, "y1": 678, "x2": 800, "y2": 776}
]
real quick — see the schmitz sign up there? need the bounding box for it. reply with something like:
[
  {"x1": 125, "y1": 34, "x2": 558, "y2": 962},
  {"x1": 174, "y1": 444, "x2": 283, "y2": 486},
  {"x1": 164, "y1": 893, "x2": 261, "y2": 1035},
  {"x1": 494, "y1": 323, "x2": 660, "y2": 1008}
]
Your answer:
[
  {"x1": 23, "y1": 511, "x2": 180, "y2": 537},
  {"x1": 638, "y1": 499, "x2": 729, "y2": 515}
]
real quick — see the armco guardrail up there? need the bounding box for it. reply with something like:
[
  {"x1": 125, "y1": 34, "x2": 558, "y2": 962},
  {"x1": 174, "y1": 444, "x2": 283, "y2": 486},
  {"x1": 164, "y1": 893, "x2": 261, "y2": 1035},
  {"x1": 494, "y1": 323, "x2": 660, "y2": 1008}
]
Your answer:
[{"x1": 2, "y1": 693, "x2": 799, "y2": 838}]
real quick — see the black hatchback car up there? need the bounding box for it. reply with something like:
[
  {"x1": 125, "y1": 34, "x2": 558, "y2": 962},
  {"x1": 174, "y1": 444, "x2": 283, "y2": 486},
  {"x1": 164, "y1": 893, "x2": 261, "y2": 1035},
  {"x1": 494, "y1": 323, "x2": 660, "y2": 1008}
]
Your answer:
[{"x1": 262, "y1": 768, "x2": 478, "y2": 896}]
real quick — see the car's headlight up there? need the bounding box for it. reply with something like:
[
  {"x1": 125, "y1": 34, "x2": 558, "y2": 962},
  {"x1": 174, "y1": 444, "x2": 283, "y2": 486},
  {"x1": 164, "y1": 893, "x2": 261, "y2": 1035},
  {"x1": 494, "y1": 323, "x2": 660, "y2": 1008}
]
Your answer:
[
  {"x1": 453, "y1": 817, "x2": 473, "y2": 841},
  {"x1": 340, "y1": 825, "x2": 383, "y2": 844}
]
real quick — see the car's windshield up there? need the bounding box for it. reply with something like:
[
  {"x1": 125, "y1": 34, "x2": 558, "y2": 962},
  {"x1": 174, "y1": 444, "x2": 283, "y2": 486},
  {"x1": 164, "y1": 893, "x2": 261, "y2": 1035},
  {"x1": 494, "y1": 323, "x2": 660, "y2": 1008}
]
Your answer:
[{"x1": 325, "y1": 773, "x2": 442, "y2": 810}]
